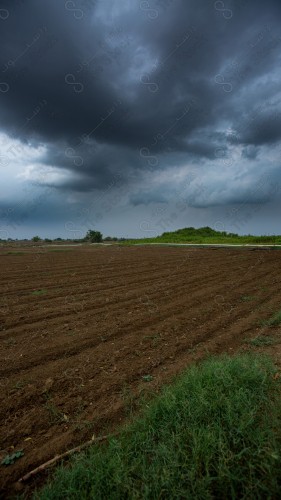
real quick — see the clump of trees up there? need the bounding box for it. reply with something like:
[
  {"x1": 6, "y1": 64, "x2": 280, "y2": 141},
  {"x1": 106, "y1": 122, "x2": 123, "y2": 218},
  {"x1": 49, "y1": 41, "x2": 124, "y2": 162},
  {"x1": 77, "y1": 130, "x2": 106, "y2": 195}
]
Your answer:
[{"x1": 29, "y1": 232, "x2": 104, "y2": 243}]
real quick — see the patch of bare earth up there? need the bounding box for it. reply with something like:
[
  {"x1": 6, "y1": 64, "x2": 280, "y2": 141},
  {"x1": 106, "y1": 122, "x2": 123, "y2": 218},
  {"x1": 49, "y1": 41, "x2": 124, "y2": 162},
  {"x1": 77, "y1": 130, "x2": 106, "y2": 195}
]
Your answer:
[{"x1": 0, "y1": 245, "x2": 280, "y2": 496}]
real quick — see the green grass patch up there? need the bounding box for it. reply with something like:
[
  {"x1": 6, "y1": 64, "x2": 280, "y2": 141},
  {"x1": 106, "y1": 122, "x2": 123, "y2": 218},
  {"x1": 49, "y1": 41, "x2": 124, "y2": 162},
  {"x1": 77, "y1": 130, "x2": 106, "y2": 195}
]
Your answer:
[
  {"x1": 36, "y1": 354, "x2": 281, "y2": 499},
  {"x1": 262, "y1": 310, "x2": 281, "y2": 327},
  {"x1": 31, "y1": 289, "x2": 48, "y2": 296},
  {"x1": 246, "y1": 336, "x2": 276, "y2": 347}
]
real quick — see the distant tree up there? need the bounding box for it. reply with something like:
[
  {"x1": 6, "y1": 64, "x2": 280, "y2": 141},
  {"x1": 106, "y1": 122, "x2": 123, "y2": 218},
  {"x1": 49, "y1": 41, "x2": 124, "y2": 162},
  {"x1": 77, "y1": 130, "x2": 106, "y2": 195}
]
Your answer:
[
  {"x1": 85, "y1": 230, "x2": 103, "y2": 243},
  {"x1": 32, "y1": 236, "x2": 41, "y2": 242},
  {"x1": 104, "y1": 236, "x2": 118, "y2": 241},
  {"x1": 44, "y1": 238, "x2": 52, "y2": 243}
]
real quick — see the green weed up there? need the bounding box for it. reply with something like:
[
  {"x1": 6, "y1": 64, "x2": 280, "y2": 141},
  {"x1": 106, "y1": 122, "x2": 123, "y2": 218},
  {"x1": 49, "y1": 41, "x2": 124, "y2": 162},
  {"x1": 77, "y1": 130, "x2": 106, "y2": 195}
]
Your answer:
[
  {"x1": 1, "y1": 450, "x2": 24, "y2": 466},
  {"x1": 44, "y1": 401, "x2": 66, "y2": 425},
  {"x1": 143, "y1": 333, "x2": 161, "y2": 346},
  {"x1": 241, "y1": 295, "x2": 256, "y2": 302},
  {"x1": 3, "y1": 337, "x2": 16, "y2": 346},
  {"x1": 12, "y1": 381, "x2": 25, "y2": 390},
  {"x1": 262, "y1": 310, "x2": 281, "y2": 327},
  {"x1": 31, "y1": 289, "x2": 48, "y2": 296}
]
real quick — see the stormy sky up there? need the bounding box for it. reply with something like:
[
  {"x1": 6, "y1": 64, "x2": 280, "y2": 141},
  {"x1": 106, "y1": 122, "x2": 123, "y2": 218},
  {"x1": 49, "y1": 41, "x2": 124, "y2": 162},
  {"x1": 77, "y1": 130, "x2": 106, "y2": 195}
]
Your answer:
[{"x1": 0, "y1": 0, "x2": 281, "y2": 239}]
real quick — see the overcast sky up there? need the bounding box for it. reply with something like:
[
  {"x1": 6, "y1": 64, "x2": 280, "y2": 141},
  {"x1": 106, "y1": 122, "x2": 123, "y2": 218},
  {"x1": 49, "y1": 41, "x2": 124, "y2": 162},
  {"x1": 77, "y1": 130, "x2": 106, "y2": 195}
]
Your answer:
[{"x1": 0, "y1": 0, "x2": 281, "y2": 239}]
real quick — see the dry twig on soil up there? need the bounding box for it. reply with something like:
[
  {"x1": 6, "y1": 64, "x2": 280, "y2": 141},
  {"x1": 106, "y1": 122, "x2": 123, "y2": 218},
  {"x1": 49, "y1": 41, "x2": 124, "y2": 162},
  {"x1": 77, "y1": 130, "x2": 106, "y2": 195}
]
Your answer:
[{"x1": 17, "y1": 432, "x2": 118, "y2": 483}]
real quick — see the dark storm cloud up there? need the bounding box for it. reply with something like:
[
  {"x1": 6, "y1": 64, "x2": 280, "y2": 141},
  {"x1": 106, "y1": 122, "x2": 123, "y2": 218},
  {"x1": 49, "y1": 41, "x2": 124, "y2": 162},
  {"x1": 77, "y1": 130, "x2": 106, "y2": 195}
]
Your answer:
[
  {"x1": 241, "y1": 145, "x2": 259, "y2": 160},
  {"x1": 239, "y1": 111, "x2": 281, "y2": 146},
  {"x1": 0, "y1": 0, "x2": 281, "y2": 202}
]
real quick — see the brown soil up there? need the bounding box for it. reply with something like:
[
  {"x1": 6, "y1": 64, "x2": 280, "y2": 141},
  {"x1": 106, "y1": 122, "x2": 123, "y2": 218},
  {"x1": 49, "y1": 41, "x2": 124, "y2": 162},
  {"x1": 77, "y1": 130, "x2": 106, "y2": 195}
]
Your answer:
[{"x1": 0, "y1": 245, "x2": 281, "y2": 497}]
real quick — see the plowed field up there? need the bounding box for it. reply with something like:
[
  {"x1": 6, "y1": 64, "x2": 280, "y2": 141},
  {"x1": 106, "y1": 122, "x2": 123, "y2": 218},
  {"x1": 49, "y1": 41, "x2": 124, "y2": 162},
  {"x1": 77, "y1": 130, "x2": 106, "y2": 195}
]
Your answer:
[{"x1": 1, "y1": 245, "x2": 281, "y2": 496}]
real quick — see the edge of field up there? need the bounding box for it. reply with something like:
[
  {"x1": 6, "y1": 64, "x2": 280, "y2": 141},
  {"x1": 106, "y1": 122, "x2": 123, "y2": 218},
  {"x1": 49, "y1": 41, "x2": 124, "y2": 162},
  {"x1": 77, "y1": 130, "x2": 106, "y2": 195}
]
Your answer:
[{"x1": 35, "y1": 352, "x2": 281, "y2": 499}]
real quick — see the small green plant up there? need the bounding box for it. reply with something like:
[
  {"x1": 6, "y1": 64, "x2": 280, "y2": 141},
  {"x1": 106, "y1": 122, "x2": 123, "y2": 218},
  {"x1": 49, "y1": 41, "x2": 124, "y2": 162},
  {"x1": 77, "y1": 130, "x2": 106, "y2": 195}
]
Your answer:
[
  {"x1": 44, "y1": 401, "x2": 66, "y2": 424},
  {"x1": 1, "y1": 450, "x2": 24, "y2": 466},
  {"x1": 12, "y1": 381, "x2": 25, "y2": 390},
  {"x1": 143, "y1": 334, "x2": 161, "y2": 346},
  {"x1": 262, "y1": 310, "x2": 281, "y2": 327},
  {"x1": 3, "y1": 337, "x2": 16, "y2": 346},
  {"x1": 73, "y1": 420, "x2": 95, "y2": 433},
  {"x1": 142, "y1": 374, "x2": 153, "y2": 382},
  {"x1": 66, "y1": 330, "x2": 77, "y2": 337},
  {"x1": 241, "y1": 295, "x2": 256, "y2": 302},
  {"x1": 246, "y1": 336, "x2": 276, "y2": 347},
  {"x1": 31, "y1": 289, "x2": 47, "y2": 296}
]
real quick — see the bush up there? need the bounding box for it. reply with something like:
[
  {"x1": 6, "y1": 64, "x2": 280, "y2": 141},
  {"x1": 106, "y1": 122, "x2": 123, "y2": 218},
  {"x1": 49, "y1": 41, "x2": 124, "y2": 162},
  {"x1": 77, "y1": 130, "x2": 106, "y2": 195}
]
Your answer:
[{"x1": 85, "y1": 230, "x2": 103, "y2": 243}]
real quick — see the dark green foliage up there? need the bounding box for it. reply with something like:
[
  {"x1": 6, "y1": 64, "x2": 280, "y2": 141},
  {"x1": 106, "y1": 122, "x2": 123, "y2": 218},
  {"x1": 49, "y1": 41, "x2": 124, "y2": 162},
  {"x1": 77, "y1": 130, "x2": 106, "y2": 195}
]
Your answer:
[
  {"x1": 1, "y1": 450, "x2": 24, "y2": 466},
  {"x1": 124, "y1": 226, "x2": 281, "y2": 245},
  {"x1": 104, "y1": 236, "x2": 118, "y2": 241},
  {"x1": 84, "y1": 230, "x2": 103, "y2": 243}
]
